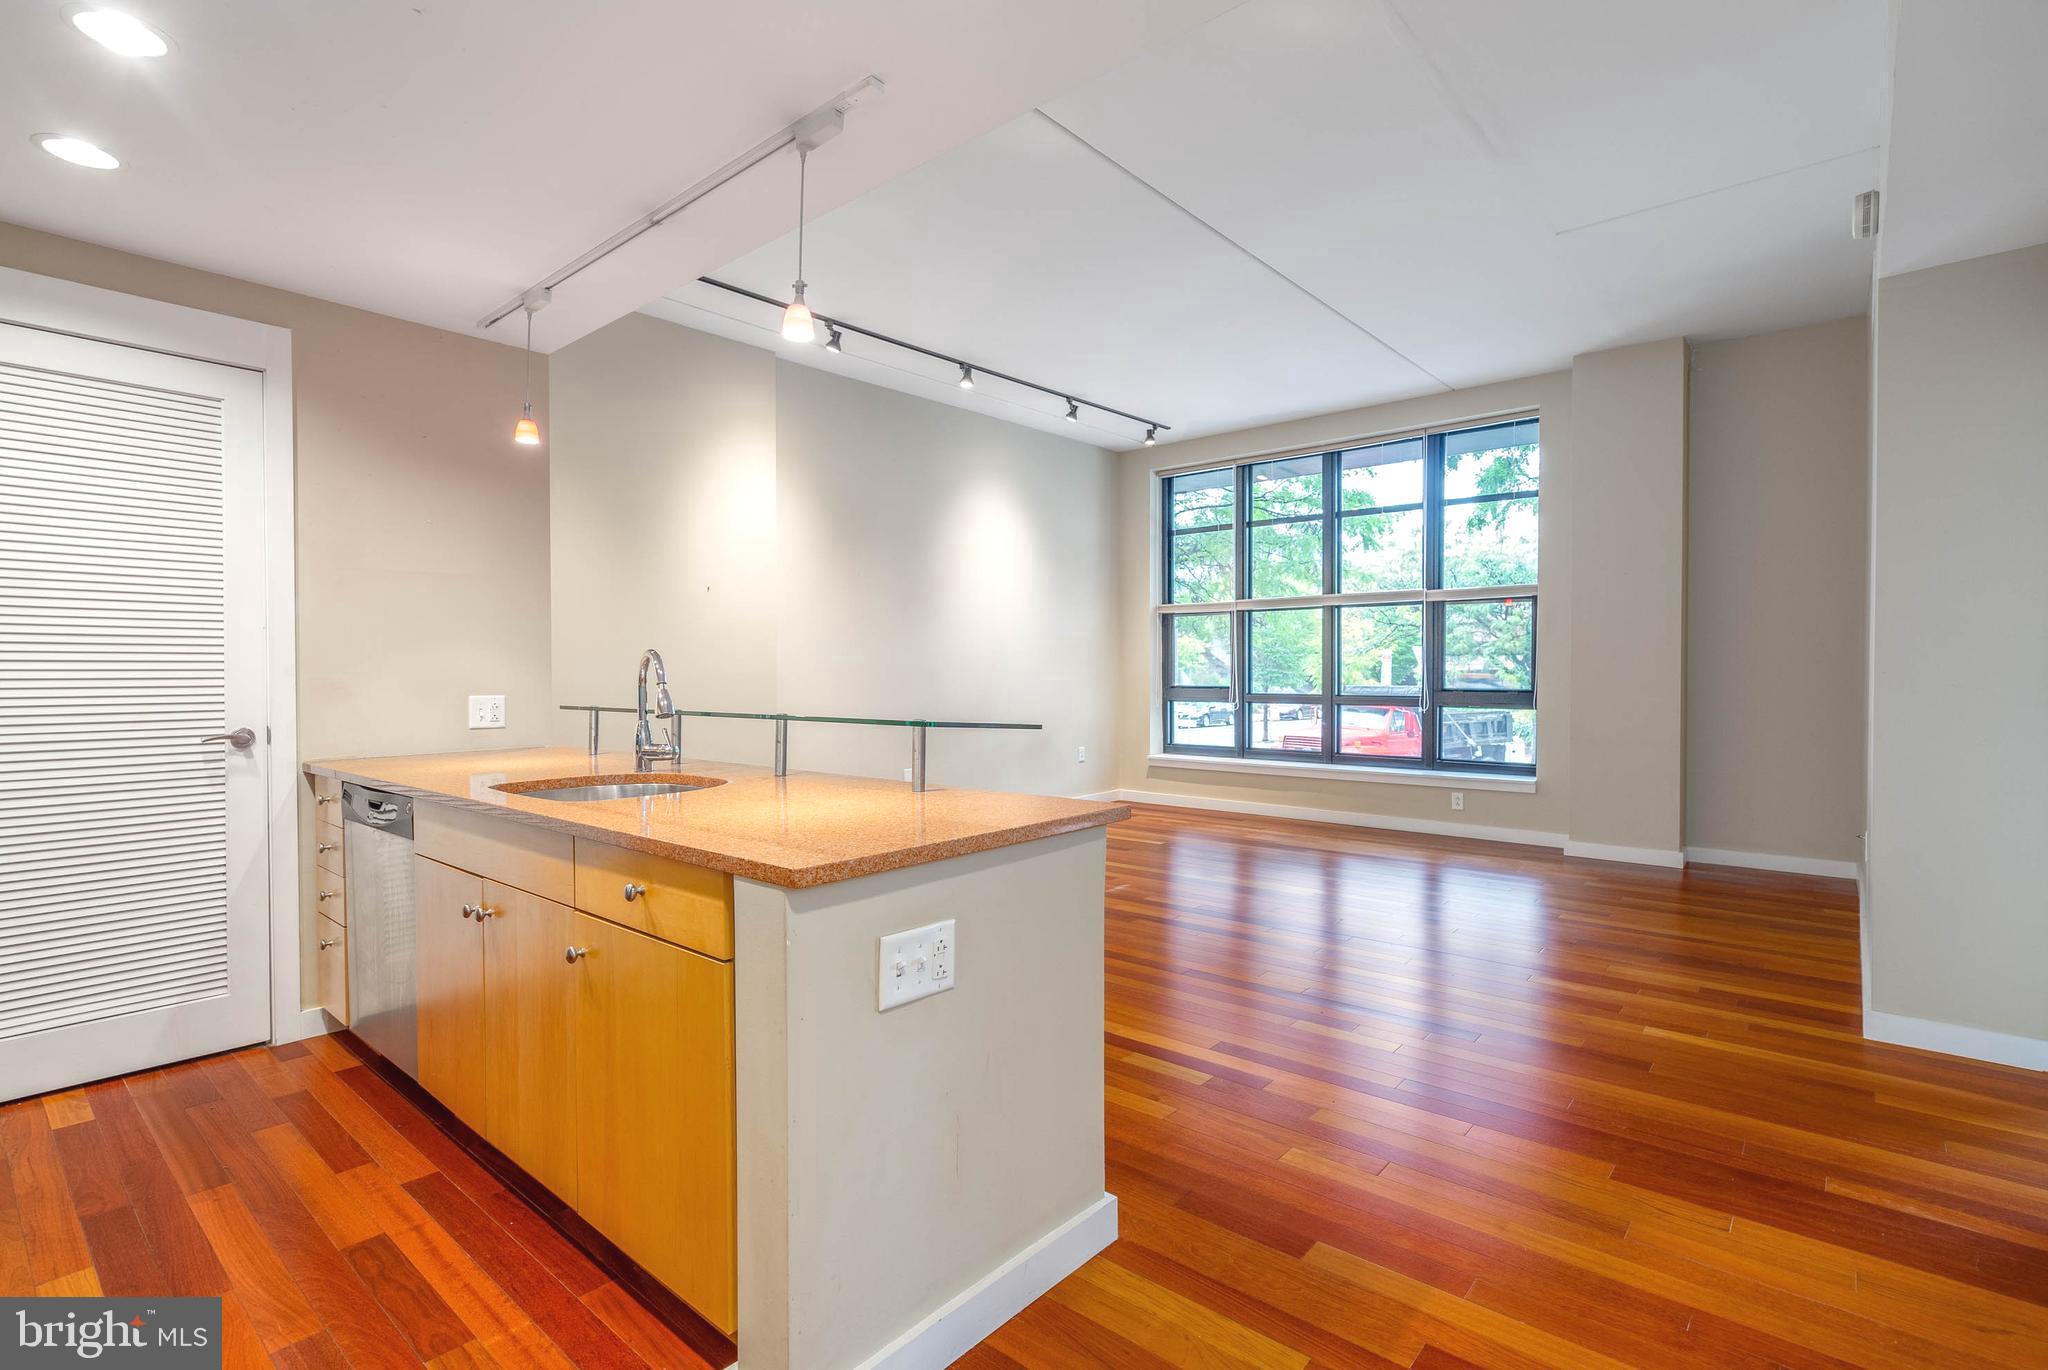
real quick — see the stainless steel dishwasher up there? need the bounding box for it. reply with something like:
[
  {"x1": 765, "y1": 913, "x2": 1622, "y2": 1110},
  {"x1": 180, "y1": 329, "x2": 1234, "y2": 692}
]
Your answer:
[{"x1": 342, "y1": 783, "x2": 419, "y2": 1079}]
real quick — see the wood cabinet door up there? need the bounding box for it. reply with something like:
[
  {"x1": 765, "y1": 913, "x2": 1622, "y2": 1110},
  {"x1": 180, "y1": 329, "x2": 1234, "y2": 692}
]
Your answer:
[
  {"x1": 571, "y1": 911, "x2": 737, "y2": 1333},
  {"x1": 481, "y1": 880, "x2": 578, "y2": 1203},
  {"x1": 413, "y1": 855, "x2": 486, "y2": 1131}
]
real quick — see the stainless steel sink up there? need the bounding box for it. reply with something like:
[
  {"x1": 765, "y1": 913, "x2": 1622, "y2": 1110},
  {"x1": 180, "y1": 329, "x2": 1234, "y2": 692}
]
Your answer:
[{"x1": 530, "y1": 781, "x2": 705, "y2": 803}]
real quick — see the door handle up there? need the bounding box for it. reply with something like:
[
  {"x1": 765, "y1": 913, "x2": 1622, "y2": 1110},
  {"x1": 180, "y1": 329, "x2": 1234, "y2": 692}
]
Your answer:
[{"x1": 199, "y1": 728, "x2": 256, "y2": 749}]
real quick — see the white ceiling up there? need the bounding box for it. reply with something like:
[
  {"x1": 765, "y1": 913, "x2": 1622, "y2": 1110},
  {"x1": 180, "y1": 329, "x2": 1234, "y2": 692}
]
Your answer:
[
  {"x1": 676, "y1": 0, "x2": 1891, "y2": 446},
  {"x1": 0, "y1": 0, "x2": 1234, "y2": 350},
  {"x1": 1878, "y1": 0, "x2": 2048, "y2": 279}
]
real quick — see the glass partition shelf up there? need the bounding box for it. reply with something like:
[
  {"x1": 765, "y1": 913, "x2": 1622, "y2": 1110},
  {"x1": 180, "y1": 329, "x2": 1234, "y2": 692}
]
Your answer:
[
  {"x1": 558, "y1": 705, "x2": 1041, "y2": 791},
  {"x1": 558, "y1": 705, "x2": 1039, "y2": 730}
]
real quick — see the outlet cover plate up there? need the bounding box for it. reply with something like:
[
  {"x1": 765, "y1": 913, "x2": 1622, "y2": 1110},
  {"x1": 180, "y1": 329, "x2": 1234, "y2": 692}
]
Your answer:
[
  {"x1": 879, "y1": 919, "x2": 955, "y2": 1011},
  {"x1": 468, "y1": 695, "x2": 506, "y2": 729}
]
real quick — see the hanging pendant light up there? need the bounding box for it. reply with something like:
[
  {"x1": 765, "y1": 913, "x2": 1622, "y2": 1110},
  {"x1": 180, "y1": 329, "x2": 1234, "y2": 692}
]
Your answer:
[
  {"x1": 512, "y1": 289, "x2": 549, "y2": 446},
  {"x1": 781, "y1": 147, "x2": 819, "y2": 344}
]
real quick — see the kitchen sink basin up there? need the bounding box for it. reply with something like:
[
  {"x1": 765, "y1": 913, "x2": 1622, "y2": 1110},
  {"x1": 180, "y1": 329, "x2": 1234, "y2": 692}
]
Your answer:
[{"x1": 528, "y1": 781, "x2": 705, "y2": 802}]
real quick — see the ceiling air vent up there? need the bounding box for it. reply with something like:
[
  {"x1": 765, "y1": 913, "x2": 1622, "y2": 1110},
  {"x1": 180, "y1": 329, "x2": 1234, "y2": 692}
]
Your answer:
[{"x1": 1852, "y1": 189, "x2": 1881, "y2": 240}]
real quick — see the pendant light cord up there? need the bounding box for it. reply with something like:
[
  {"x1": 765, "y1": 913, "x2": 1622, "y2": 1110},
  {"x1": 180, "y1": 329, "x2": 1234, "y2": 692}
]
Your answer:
[
  {"x1": 794, "y1": 147, "x2": 808, "y2": 289},
  {"x1": 521, "y1": 307, "x2": 534, "y2": 414}
]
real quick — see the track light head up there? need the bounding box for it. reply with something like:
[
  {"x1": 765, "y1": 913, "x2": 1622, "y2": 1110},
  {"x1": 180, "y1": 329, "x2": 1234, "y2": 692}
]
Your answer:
[
  {"x1": 824, "y1": 324, "x2": 843, "y2": 353},
  {"x1": 1144, "y1": 426, "x2": 1157, "y2": 446},
  {"x1": 957, "y1": 364, "x2": 975, "y2": 390},
  {"x1": 1064, "y1": 399, "x2": 1079, "y2": 422}
]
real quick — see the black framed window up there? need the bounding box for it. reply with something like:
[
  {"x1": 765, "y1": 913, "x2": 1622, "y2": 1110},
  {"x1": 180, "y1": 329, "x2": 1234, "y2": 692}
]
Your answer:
[{"x1": 1159, "y1": 417, "x2": 1538, "y2": 772}]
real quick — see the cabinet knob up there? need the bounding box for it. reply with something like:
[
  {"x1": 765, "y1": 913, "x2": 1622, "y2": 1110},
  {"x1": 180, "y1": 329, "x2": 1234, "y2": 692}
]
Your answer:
[
  {"x1": 317, "y1": 889, "x2": 337, "y2": 902},
  {"x1": 622, "y1": 882, "x2": 647, "y2": 902},
  {"x1": 460, "y1": 903, "x2": 478, "y2": 919},
  {"x1": 475, "y1": 905, "x2": 495, "y2": 921},
  {"x1": 318, "y1": 937, "x2": 338, "y2": 950},
  {"x1": 317, "y1": 842, "x2": 338, "y2": 853},
  {"x1": 564, "y1": 946, "x2": 588, "y2": 963},
  {"x1": 316, "y1": 795, "x2": 337, "y2": 806}
]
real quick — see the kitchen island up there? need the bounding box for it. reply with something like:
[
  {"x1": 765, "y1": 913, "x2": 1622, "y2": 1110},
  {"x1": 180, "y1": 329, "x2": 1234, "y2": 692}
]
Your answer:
[{"x1": 304, "y1": 747, "x2": 1127, "y2": 1370}]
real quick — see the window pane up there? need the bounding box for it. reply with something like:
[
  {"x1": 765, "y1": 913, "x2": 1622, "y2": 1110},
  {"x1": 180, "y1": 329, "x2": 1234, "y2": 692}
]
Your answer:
[
  {"x1": 1248, "y1": 608, "x2": 1322, "y2": 694},
  {"x1": 1337, "y1": 704, "x2": 1425, "y2": 760},
  {"x1": 1169, "y1": 528, "x2": 1234, "y2": 602},
  {"x1": 1250, "y1": 702, "x2": 1323, "y2": 754},
  {"x1": 1442, "y1": 420, "x2": 1539, "y2": 499},
  {"x1": 1339, "y1": 603, "x2": 1422, "y2": 694},
  {"x1": 1169, "y1": 467, "x2": 1234, "y2": 530},
  {"x1": 1248, "y1": 454, "x2": 1323, "y2": 521},
  {"x1": 1167, "y1": 700, "x2": 1235, "y2": 749},
  {"x1": 1168, "y1": 613, "x2": 1232, "y2": 689},
  {"x1": 1339, "y1": 509, "x2": 1423, "y2": 591},
  {"x1": 1442, "y1": 598, "x2": 1533, "y2": 690},
  {"x1": 1443, "y1": 495, "x2": 1537, "y2": 588},
  {"x1": 1250, "y1": 520, "x2": 1324, "y2": 598},
  {"x1": 1440, "y1": 707, "x2": 1535, "y2": 766},
  {"x1": 1339, "y1": 438, "x2": 1423, "y2": 509}
]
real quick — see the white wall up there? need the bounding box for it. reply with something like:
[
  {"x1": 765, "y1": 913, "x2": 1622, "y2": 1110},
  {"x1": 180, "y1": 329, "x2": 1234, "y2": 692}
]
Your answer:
[
  {"x1": 1866, "y1": 242, "x2": 2048, "y2": 1056},
  {"x1": 549, "y1": 313, "x2": 1121, "y2": 795},
  {"x1": 1687, "y1": 319, "x2": 1869, "y2": 864},
  {"x1": 774, "y1": 364, "x2": 1119, "y2": 795}
]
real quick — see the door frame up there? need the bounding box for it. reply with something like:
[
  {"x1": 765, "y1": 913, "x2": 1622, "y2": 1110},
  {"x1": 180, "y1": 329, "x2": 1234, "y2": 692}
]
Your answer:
[{"x1": 0, "y1": 265, "x2": 310, "y2": 1048}]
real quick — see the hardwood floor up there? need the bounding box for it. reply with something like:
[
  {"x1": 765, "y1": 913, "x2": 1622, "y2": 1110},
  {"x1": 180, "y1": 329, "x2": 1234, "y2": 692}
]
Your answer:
[
  {"x1": 6, "y1": 802, "x2": 2047, "y2": 1367},
  {"x1": 966, "y1": 804, "x2": 2048, "y2": 1369}
]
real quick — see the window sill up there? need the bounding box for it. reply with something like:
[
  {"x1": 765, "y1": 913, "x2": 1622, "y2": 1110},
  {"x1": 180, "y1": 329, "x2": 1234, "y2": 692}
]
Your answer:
[{"x1": 1146, "y1": 752, "x2": 1537, "y2": 792}]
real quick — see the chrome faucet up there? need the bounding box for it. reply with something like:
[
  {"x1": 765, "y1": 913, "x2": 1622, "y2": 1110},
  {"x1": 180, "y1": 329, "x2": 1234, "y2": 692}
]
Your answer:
[{"x1": 635, "y1": 648, "x2": 681, "y2": 768}]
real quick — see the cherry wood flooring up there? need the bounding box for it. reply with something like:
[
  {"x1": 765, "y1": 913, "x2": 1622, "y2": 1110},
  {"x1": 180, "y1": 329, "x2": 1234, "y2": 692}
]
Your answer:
[{"x1": 5, "y1": 802, "x2": 2047, "y2": 1368}]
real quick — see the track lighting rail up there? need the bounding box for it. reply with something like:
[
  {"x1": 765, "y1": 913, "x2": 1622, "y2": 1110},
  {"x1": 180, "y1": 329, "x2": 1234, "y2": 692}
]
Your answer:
[
  {"x1": 697, "y1": 276, "x2": 1172, "y2": 440},
  {"x1": 476, "y1": 76, "x2": 884, "y2": 332}
]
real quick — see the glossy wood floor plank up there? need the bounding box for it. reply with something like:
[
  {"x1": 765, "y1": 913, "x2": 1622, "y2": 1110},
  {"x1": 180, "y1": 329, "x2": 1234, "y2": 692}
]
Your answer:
[
  {"x1": 5, "y1": 803, "x2": 2045, "y2": 1368},
  {"x1": 986, "y1": 804, "x2": 2048, "y2": 1368}
]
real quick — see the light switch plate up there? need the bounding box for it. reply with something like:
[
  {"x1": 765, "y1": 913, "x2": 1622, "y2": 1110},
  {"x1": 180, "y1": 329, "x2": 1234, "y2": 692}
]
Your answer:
[
  {"x1": 879, "y1": 919, "x2": 955, "y2": 1011},
  {"x1": 468, "y1": 695, "x2": 505, "y2": 729}
]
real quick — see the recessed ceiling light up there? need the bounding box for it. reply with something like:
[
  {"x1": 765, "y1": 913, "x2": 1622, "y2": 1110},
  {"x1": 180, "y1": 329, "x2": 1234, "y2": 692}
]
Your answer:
[
  {"x1": 69, "y1": 8, "x2": 169, "y2": 57},
  {"x1": 35, "y1": 134, "x2": 120, "y2": 170}
]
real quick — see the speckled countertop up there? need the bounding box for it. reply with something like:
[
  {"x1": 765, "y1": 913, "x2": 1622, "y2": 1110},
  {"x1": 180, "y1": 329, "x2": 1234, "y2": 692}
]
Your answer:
[{"x1": 304, "y1": 747, "x2": 1128, "y2": 890}]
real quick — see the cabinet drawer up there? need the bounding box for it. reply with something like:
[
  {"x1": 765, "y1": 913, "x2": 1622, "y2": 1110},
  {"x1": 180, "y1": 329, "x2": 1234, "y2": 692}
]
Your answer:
[
  {"x1": 313, "y1": 869, "x2": 346, "y2": 926},
  {"x1": 418, "y1": 805, "x2": 573, "y2": 904},
  {"x1": 573, "y1": 840, "x2": 733, "y2": 961},
  {"x1": 315, "y1": 914, "x2": 347, "y2": 1024},
  {"x1": 314, "y1": 827, "x2": 344, "y2": 877}
]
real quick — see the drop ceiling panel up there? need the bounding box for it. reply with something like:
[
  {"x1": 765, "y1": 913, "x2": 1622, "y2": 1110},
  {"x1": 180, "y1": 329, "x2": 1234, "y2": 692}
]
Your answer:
[
  {"x1": 1385, "y1": 0, "x2": 1888, "y2": 233},
  {"x1": 674, "y1": 112, "x2": 1443, "y2": 444}
]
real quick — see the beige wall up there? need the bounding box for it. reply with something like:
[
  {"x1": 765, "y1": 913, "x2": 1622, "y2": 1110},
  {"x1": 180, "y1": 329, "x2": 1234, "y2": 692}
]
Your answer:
[
  {"x1": 548, "y1": 312, "x2": 1121, "y2": 795},
  {"x1": 1687, "y1": 319, "x2": 1869, "y2": 863},
  {"x1": 1, "y1": 221, "x2": 554, "y2": 1008},
  {"x1": 1566, "y1": 339, "x2": 1689, "y2": 859},
  {"x1": 1112, "y1": 371, "x2": 1578, "y2": 841},
  {"x1": 1867, "y1": 242, "x2": 2048, "y2": 1047},
  {"x1": 0, "y1": 221, "x2": 555, "y2": 760}
]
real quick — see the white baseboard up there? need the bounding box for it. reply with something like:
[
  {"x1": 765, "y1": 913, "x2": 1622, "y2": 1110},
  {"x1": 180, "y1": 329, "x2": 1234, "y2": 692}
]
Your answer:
[
  {"x1": 273, "y1": 1005, "x2": 331, "y2": 1047},
  {"x1": 1103, "y1": 788, "x2": 1566, "y2": 850},
  {"x1": 848, "y1": 1193, "x2": 1117, "y2": 1370},
  {"x1": 1560, "y1": 839, "x2": 1684, "y2": 868},
  {"x1": 1684, "y1": 846, "x2": 1859, "y2": 880},
  {"x1": 1864, "y1": 1010, "x2": 2048, "y2": 1073}
]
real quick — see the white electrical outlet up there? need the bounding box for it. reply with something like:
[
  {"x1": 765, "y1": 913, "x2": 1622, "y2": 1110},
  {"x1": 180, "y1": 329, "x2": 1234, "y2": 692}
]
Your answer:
[
  {"x1": 903, "y1": 767, "x2": 913, "y2": 782},
  {"x1": 468, "y1": 695, "x2": 505, "y2": 729},
  {"x1": 1077, "y1": 745, "x2": 1087, "y2": 763},
  {"x1": 879, "y1": 919, "x2": 956, "y2": 1011},
  {"x1": 1450, "y1": 791, "x2": 1465, "y2": 811}
]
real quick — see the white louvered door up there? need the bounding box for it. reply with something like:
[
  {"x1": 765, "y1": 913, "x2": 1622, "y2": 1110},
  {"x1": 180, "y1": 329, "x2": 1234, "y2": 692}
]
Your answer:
[{"x1": 0, "y1": 321, "x2": 270, "y2": 1100}]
